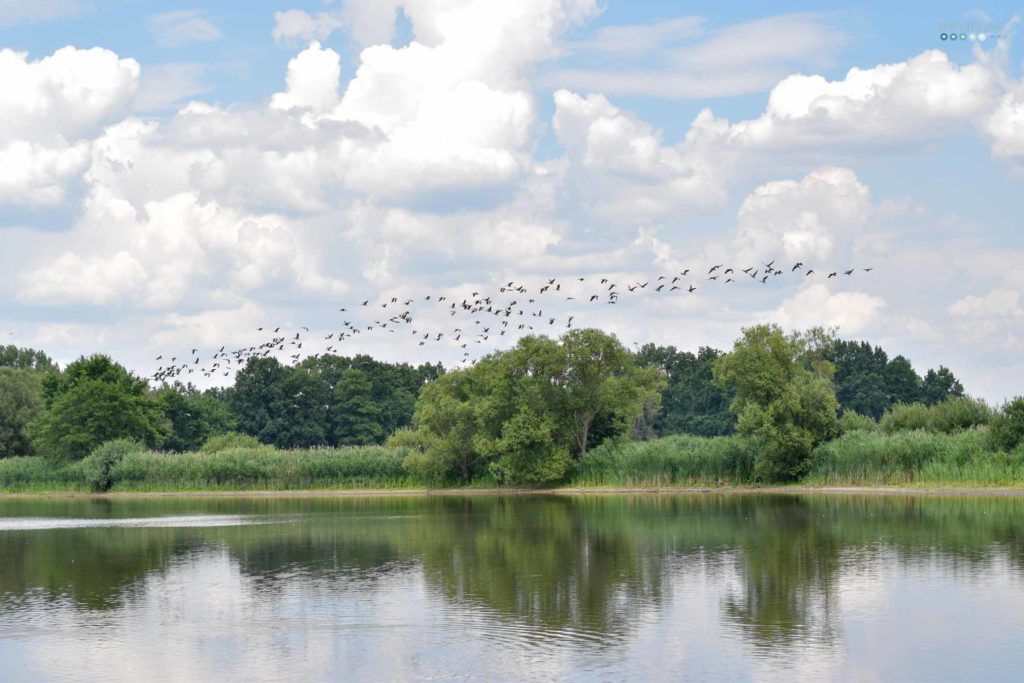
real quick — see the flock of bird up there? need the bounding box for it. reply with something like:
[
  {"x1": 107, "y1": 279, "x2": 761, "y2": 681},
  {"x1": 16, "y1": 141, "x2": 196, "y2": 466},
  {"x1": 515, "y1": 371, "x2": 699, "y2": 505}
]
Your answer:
[{"x1": 149, "y1": 260, "x2": 874, "y2": 384}]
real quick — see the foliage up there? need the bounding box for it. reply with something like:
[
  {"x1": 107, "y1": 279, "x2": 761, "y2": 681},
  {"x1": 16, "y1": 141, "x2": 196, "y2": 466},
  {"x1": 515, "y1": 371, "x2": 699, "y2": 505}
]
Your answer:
[
  {"x1": 879, "y1": 402, "x2": 931, "y2": 433},
  {"x1": 927, "y1": 396, "x2": 992, "y2": 433},
  {"x1": 880, "y1": 397, "x2": 991, "y2": 434},
  {"x1": 837, "y1": 410, "x2": 878, "y2": 434},
  {"x1": 157, "y1": 383, "x2": 236, "y2": 452},
  {"x1": 713, "y1": 324, "x2": 840, "y2": 481},
  {"x1": 921, "y1": 366, "x2": 965, "y2": 406},
  {"x1": 199, "y1": 431, "x2": 262, "y2": 453},
  {"x1": 230, "y1": 354, "x2": 441, "y2": 449},
  {"x1": 399, "y1": 329, "x2": 663, "y2": 485},
  {"x1": 572, "y1": 434, "x2": 757, "y2": 486},
  {"x1": 807, "y1": 429, "x2": 1015, "y2": 486},
  {"x1": 30, "y1": 355, "x2": 168, "y2": 460},
  {"x1": 633, "y1": 344, "x2": 735, "y2": 436},
  {"x1": 0, "y1": 368, "x2": 43, "y2": 457},
  {"x1": 0, "y1": 345, "x2": 57, "y2": 373},
  {"x1": 988, "y1": 397, "x2": 1024, "y2": 452},
  {"x1": 82, "y1": 438, "x2": 146, "y2": 492}
]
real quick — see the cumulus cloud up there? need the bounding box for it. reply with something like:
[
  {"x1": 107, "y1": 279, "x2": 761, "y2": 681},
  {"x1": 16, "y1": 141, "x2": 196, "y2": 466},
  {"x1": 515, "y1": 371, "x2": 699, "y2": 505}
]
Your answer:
[
  {"x1": 270, "y1": 42, "x2": 342, "y2": 113},
  {"x1": 552, "y1": 89, "x2": 735, "y2": 218},
  {"x1": 730, "y1": 166, "x2": 871, "y2": 264},
  {"x1": 19, "y1": 190, "x2": 347, "y2": 308},
  {"x1": 769, "y1": 283, "x2": 885, "y2": 335},
  {"x1": 729, "y1": 50, "x2": 996, "y2": 148},
  {"x1": 0, "y1": 46, "x2": 139, "y2": 204}
]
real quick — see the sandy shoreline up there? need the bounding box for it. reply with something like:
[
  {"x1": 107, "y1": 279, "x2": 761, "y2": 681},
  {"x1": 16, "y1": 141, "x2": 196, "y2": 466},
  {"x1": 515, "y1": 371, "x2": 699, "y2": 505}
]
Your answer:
[{"x1": 3, "y1": 485, "x2": 1024, "y2": 499}]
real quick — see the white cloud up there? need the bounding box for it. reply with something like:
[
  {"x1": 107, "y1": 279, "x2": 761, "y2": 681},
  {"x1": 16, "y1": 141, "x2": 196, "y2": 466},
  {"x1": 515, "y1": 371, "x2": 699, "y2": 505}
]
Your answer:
[
  {"x1": 134, "y1": 63, "x2": 211, "y2": 112},
  {"x1": 729, "y1": 49, "x2": 996, "y2": 147},
  {"x1": 730, "y1": 166, "x2": 871, "y2": 264},
  {"x1": 0, "y1": 46, "x2": 139, "y2": 204},
  {"x1": 0, "y1": 0, "x2": 79, "y2": 26},
  {"x1": 270, "y1": 42, "x2": 342, "y2": 113},
  {"x1": 552, "y1": 89, "x2": 735, "y2": 218},
  {"x1": 19, "y1": 190, "x2": 347, "y2": 308},
  {"x1": 147, "y1": 10, "x2": 222, "y2": 48},
  {"x1": 984, "y1": 92, "x2": 1024, "y2": 161},
  {"x1": 950, "y1": 289, "x2": 1024, "y2": 319},
  {"x1": 272, "y1": 9, "x2": 344, "y2": 45},
  {"x1": 547, "y1": 14, "x2": 847, "y2": 98},
  {"x1": 769, "y1": 283, "x2": 885, "y2": 335}
]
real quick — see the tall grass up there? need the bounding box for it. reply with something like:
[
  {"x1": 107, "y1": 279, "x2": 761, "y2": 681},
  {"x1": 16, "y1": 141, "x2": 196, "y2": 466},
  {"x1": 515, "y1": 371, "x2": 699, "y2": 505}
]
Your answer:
[
  {"x1": 806, "y1": 428, "x2": 1024, "y2": 486},
  {"x1": 0, "y1": 445, "x2": 418, "y2": 492},
  {"x1": 571, "y1": 434, "x2": 757, "y2": 487}
]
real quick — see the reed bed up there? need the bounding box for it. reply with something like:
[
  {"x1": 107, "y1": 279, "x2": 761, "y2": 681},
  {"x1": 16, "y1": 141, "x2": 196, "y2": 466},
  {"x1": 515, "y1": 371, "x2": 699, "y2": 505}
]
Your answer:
[{"x1": 571, "y1": 434, "x2": 757, "y2": 487}]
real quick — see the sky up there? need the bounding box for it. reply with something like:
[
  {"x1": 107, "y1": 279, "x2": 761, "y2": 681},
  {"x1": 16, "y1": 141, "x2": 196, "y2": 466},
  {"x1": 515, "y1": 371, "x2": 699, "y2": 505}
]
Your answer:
[{"x1": 0, "y1": 0, "x2": 1022, "y2": 401}]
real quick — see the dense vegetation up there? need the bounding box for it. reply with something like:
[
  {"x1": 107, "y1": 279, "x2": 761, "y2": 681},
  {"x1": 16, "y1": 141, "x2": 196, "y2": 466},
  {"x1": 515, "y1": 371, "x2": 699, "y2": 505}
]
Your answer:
[{"x1": 0, "y1": 327, "x2": 1018, "y2": 492}]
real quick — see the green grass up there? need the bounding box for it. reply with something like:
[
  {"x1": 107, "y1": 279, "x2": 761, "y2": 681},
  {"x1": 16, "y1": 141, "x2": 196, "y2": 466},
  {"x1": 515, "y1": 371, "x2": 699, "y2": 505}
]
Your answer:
[
  {"x1": 0, "y1": 445, "x2": 421, "y2": 493},
  {"x1": 571, "y1": 434, "x2": 757, "y2": 487},
  {"x1": 3, "y1": 430, "x2": 1024, "y2": 493}
]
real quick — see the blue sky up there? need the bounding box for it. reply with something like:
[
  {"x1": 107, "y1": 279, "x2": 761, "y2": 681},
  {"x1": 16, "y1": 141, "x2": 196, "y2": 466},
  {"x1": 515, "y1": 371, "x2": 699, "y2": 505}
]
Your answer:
[{"x1": 0, "y1": 1, "x2": 1022, "y2": 400}]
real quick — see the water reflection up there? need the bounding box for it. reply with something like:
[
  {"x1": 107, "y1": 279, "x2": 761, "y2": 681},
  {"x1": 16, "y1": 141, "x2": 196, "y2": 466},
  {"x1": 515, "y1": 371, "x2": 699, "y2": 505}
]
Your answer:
[{"x1": 1, "y1": 494, "x2": 1024, "y2": 680}]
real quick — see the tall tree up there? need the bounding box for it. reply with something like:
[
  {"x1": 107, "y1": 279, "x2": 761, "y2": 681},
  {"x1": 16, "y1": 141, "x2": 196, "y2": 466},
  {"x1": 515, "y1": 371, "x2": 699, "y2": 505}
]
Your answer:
[
  {"x1": 828, "y1": 340, "x2": 890, "y2": 419},
  {"x1": 156, "y1": 382, "x2": 236, "y2": 452},
  {"x1": 884, "y1": 355, "x2": 922, "y2": 406},
  {"x1": 30, "y1": 355, "x2": 168, "y2": 459},
  {"x1": 634, "y1": 344, "x2": 735, "y2": 436},
  {"x1": 0, "y1": 345, "x2": 56, "y2": 373},
  {"x1": 921, "y1": 366, "x2": 965, "y2": 406},
  {"x1": 713, "y1": 325, "x2": 840, "y2": 481},
  {"x1": 0, "y1": 368, "x2": 43, "y2": 457}
]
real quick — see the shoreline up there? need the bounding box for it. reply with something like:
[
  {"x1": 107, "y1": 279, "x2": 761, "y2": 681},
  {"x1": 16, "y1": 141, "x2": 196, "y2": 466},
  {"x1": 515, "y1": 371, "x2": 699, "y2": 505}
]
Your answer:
[{"x1": 4, "y1": 484, "x2": 1024, "y2": 499}]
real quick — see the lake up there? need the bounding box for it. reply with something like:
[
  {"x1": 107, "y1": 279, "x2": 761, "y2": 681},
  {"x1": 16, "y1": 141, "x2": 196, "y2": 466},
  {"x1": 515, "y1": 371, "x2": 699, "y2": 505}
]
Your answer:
[{"x1": 0, "y1": 493, "x2": 1023, "y2": 682}]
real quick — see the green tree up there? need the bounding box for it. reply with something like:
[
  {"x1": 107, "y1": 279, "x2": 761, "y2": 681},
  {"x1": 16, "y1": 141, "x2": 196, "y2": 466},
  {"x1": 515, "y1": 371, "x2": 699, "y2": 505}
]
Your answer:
[
  {"x1": 0, "y1": 368, "x2": 43, "y2": 457},
  {"x1": 329, "y1": 368, "x2": 384, "y2": 446},
  {"x1": 0, "y1": 345, "x2": 57, "y2": 372},
  {"x1": 989, "y1": 397, "x2": 1024, "y2": 452},
  {"x1": 713, "y1": 325, "x2": 840, "y2": 481},
  {"x1": 827, "y1": 340, "x2": 890, "y2": 419},
  {"x1": 558, "y1": 329, "x2": 664, "y2": 458},
  {"x1": 634, "y1": 344, "x2": 735, "y2": 436},
  {"x1": 399, "y1": 329, "x2": 663, "y2": 485},
  {"x1": 231, "y1": 357, "x2": 328, "y2": 448},
  {"x1": 30, "y1": 355, "x2": 168, "y2": 459},
  {"x1": 885, "y1": 355, "x2": 922, "y2": 406},
  {"x1": 921, "y1": 366, "x2": 965, "y2": 406},
  {"x1": 156, "y1": 383, "x2": 236, "y2": 452}
]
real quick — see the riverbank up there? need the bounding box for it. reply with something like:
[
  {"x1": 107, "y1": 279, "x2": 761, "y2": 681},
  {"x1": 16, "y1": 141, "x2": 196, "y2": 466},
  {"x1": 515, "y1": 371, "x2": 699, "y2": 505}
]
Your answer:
[
  {"x1": 2, "y1": 429, "x2": 1022, "y2": 495},
  {"x1": 5, "y1": 485, "x2": 1024, "y2": 499}
]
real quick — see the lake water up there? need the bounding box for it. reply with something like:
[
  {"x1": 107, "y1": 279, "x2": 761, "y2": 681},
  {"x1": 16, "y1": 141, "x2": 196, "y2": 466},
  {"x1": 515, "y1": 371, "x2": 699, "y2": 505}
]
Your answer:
[{"x1": 1, "y1": 493, "x2": 1023, "y2": 682}]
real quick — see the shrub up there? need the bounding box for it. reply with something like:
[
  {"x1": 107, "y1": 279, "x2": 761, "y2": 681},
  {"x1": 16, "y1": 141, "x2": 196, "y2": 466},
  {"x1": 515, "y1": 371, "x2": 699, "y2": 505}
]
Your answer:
[
  {"x1": 989, "y1": 397, "x2": 1024, "y2": 452},
  {"x1": 838, "y1": 410, "x2": 877, "y2": 434},
  {"x1": 880, "y1": 402, "x2": 931, "y2": 433},
  {"x1": 928, "y1": 396, "x2": 992, "y2": 433},
  {"x1": 82, "y1": 438, "x2": 146, "y2": 492},
  {"x1": 199, "y1": 432, "x2": 261, "y2": 453}
]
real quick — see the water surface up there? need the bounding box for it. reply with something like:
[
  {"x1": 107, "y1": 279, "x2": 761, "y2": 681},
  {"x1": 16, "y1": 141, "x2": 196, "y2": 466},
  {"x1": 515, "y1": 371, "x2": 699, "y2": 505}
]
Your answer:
[{"x1": 1, "y1": 494, "x2": 1022, "y2": 681}]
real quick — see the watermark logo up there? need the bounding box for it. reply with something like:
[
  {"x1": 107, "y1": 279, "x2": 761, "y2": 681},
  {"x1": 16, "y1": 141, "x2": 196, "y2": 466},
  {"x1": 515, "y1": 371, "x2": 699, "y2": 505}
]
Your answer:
[{"x1": 938, "y1": 19, "x2": 1008, "y2": 42}]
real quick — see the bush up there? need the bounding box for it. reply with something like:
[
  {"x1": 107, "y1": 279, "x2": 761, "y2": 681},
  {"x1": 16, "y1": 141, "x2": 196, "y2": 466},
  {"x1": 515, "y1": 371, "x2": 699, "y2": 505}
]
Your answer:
[
  {"x1": 82, "y1": 438, "x2": 146, "y2": 492},
  {"x1": 838, "y1": 410, "x2": 878, "y2": 434},
  {"x1": 199, "y1": 432, "x2": 261, "y2": 453},
  {"x1": 989, "y1": 397, "x2": 1024, "y2": 452},
  {"x1": 880, "y1": 402, "x2": 931, "y2": 433},
  {"x1": 928, "y1": 396, "x2": 992, "y2": 433}
]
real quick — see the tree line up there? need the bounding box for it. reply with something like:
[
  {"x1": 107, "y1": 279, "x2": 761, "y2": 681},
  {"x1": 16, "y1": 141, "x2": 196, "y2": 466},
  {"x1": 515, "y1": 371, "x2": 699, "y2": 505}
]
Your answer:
[{"x1": 0, "y1": 330, "x2": 985, "y2": 483}]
